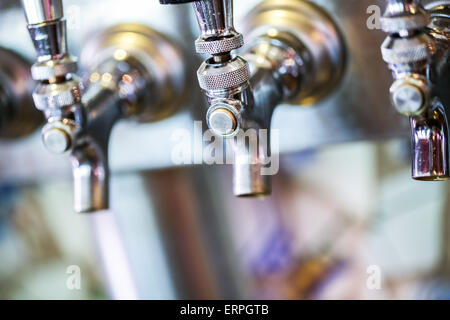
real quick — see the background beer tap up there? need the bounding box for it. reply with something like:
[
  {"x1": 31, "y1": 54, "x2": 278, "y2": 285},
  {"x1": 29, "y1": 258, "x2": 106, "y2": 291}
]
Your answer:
[
  {"x1": 380, "y1": 0, "x2": 450, "y2": 180},
  {"x1": 160, "y1": 0, "x2": 346, "y2": 197}
]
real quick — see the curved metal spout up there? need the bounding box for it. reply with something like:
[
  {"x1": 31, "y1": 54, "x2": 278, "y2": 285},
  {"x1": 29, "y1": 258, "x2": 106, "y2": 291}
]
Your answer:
[
  {"x1": 70, "y1": 86, "x2": 122, "y2": 213},
  {"x1": 411, "y1": 103, "x2": 450, "y2": 181},
  {"x1": 230, "y1": 52, "x2": 283, "y2": 197},
  {"x1": 232, "y1": 131, "x2": 273, "y2": 197},
  {"x1": 71, "y1": 139, "x2": 108, "y2": 213}
]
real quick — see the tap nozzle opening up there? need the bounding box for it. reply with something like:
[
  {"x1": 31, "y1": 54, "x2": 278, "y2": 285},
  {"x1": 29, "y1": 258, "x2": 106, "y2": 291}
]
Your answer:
[{"x1": 411, "y1": 106, "x2": 450, "y2": 181}]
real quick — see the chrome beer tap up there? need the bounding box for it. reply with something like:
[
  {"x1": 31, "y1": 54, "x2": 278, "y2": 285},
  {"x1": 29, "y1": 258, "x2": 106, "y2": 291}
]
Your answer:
[
  {"x1": 21, "y1": 0, "x2": 83, "y2": 154},
  {"x1": 380, "y1": 0, "x2": 450, "y2": 180},
  {"x1": 22, "y1": 0, "x2": 188, "y2": 212},
  {"x1": 160, "y1": 0, "x2": 346, "y2": 197}
]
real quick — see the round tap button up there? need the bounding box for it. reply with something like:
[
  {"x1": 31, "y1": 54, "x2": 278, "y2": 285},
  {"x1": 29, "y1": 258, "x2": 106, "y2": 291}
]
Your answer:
[
  {"x1": 391, "y1": 80, "x2": 430, "y2": 116},
  {"x1": 42, "y1": 127, "x2": 71, "y2": 154},
  {"x1": 392, "y1": 84, "x2": 424, "y2": 115},
  {"x1": 208, "y1": 108, "x2": 237, "y2": 136},
  {"x1": 390, "y1": 76, "x2": 429, "y2": 116}
]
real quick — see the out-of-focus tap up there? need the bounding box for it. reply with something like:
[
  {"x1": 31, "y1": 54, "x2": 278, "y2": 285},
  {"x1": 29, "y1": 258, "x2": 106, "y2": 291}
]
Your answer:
[
  {"x1": 160, "y1": 0, "x2": 346, "y2": 197},
  {"x1": 380, "y1": 0, "x2": 450, "y2": 180},
  {"x1": 0, "y1": 47, "x2": 43, "y2": 139},
  {"x1": 22, "y1": 0, "x2": 187, "y2": 212}
]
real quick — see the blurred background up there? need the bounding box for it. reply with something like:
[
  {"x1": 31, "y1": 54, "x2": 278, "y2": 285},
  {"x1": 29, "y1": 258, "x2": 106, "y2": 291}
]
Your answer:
[{"x1": 0, "y1": 0, "x2": 449, "y2": 300}]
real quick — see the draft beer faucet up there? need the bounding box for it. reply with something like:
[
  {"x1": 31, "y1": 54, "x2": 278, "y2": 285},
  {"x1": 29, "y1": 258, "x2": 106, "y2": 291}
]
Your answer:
[
  {"x1": 380, "y1": 0, "x2": 450, "y2": 180},
  {"x1": 160, "y1": 0, "x2": 346, "y2": 197},
  {"x1": 22, "y1": 0, "x2": 188, "y2": 212}
]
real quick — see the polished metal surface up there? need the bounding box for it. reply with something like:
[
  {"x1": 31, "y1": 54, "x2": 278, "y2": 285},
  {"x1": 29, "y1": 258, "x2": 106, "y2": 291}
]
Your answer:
[
  {"x1": 28, "y1": 20, "x2": 70, "y2": 62},
  {"x1": 232, "y1": 137, "x2": 272, "y2": 197},
  {"x1": 21, "y1": 0, "x2": 63, "y2": 25},
  {"x1": 192, "y1": 0, "x2": 234, "y2": 38},
  {"x1": 197, "y1": 56, "x2": 250, "y2": 91},
  {"x1": 195, "y1": 33, "x2": 244, "y2": 55},
  {"x1": 241, "y1": 0, "x2": 347, "y2": 105},
  {"x1": 411, "y1": 104, "x2": 450, "y2": 180},
  {"x1": 381, "y1": 0, "x2": 430, "y2": 33},
  {"x1": 80, "y1": 24, "x2": 188, "y2": 123}
]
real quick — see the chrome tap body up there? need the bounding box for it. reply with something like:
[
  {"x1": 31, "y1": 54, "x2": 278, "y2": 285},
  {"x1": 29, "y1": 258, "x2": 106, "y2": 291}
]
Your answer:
[
  {"x1": 160, "y1": 0, "x2": 346, "y2": 197},
  {"x1": 22, "y1": 0, "x2": 187, "y2": 212},
  {"x1": 380, "y1": 0, "x2": 450, "y2": 180}
]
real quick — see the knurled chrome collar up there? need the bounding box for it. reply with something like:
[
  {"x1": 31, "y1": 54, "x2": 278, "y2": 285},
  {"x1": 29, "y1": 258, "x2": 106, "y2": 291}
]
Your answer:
[
  {"x1": 195, "y1": 34, "x2": 244, "y2": 55},
  {"x1": 381, "y1": 34, "x2": 435, "y2": 64},
  {"x1": 381, "y1": 13, "x2": 430, "y2": 33},
  {"x1": 33, "y1": 78, "x2": 82, "y2": 110},
  {"x1": 197, "y1": 56, "x2": 250, "y2": 91}
]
